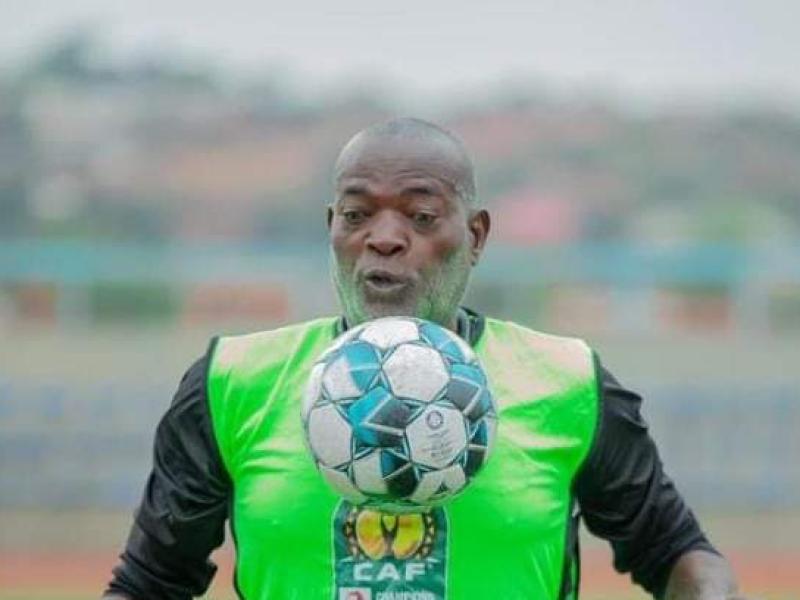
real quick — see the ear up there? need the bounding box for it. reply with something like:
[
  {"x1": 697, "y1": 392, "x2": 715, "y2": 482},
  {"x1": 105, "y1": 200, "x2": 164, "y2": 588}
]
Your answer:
[
  {"x1": 467, "y1": 209, "x2": 490, "y2": 266},
  {"x1": 326, "y1": 204, "x2": 334, "y2": 231}
]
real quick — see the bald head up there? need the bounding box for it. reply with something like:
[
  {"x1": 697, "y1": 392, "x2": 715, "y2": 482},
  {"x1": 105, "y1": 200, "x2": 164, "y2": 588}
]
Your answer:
[
  {"x1": 334, "y1": 117, "x2": 477, "y2": 207},
  {"x1": 328, "y1": 117, "x2": 491, "y2": 328}
]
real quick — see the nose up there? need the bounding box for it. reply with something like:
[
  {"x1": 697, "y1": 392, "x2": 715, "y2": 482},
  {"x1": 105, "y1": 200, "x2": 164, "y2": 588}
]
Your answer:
[{"x1": 365, "y1": 212, "x2": 408, "y2": 256}]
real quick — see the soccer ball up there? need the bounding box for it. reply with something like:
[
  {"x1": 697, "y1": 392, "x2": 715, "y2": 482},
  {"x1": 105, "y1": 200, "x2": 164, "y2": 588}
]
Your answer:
[{"x1": 301, "y1": 316, "x2": 497, "y2": 512}]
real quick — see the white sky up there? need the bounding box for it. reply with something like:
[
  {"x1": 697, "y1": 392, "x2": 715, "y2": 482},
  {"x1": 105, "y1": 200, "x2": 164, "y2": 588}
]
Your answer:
[{"x1": 1, "y1": 0, "x2": 798, "y2": 108}]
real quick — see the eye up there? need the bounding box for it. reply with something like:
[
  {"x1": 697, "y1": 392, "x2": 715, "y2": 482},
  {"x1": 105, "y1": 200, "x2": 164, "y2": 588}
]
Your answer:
[
  {"x1": 342, "y1": 209, "x2": 367, "y2": 226},
  {"x1": 412, "y1": 212, "x2": 437, "y2": 228}
]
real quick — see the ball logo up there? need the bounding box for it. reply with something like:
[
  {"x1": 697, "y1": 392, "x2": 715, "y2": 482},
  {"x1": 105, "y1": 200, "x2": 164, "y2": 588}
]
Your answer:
[{"x1": 425, "y1": 410, "x2": 444, "y2": 431}]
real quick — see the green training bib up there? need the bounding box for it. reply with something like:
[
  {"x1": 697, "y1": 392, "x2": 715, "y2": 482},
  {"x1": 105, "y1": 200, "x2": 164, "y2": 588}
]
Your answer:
[{"x1": 207, "y1": 317, "x2": 598, "y2": 599}]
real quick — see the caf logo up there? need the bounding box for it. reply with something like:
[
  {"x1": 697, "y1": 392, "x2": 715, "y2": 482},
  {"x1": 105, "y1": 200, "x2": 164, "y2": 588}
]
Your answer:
[{"x1": 342, "y1": 506, "x2": 437, "y2": 561}]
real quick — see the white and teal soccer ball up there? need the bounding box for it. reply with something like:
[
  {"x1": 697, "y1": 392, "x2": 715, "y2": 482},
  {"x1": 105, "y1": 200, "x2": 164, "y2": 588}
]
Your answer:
[{"x1": 302, "y1": 316, "x2": 497, "y2": 512}]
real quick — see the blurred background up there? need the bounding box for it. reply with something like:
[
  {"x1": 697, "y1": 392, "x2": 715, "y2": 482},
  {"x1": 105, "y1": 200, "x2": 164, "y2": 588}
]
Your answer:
[{"x1": 0, "y1": 2, "x2": 798, "y2": 599}]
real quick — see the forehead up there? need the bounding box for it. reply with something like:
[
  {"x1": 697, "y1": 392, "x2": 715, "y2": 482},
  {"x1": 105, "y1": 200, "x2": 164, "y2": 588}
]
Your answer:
[{"x1": 335, "y1": 135, "x2": 464, "y2": 196}]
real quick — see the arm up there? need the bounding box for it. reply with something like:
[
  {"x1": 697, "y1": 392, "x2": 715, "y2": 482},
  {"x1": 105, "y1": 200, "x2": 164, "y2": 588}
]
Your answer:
[
  {"x1": 665, "y1": 550, "x2": 749, "y2": 600},
  {"x1": 574, "y1": 356, "x2": 746, "y2": 599},
  {"x1": 103, "y1": 344, "x2": 231, "y2": 600}
]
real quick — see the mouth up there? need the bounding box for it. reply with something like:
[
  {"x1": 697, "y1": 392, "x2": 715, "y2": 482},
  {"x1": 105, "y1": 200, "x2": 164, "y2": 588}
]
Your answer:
[{"x1": 360, "y1": 268, "x2": 412, "y2": 297}]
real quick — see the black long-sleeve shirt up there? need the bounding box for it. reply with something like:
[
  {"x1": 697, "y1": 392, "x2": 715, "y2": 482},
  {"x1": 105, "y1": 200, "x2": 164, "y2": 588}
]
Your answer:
[{"x1": 106, "y1": 314, "x2": 716, "y2": 599}]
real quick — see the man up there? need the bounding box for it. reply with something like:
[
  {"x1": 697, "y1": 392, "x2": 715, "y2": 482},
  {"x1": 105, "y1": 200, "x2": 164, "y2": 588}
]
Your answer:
[{"x1": 105, "y1": 118, "x2": 751, "y2": 599}]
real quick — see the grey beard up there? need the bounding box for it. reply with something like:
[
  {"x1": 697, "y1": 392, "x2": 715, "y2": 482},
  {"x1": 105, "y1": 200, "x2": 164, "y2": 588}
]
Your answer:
[{"x1": 330, "y1": 244, "x2": 473, "y2": 329}]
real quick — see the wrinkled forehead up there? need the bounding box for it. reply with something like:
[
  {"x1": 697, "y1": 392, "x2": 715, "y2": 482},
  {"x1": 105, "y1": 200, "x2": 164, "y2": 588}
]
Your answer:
[{"x1": 334, "y1": 134, "x2": 469, "y2": 196}]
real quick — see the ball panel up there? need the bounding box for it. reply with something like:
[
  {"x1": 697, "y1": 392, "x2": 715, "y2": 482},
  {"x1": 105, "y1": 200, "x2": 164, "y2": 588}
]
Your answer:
[
  {"x1": 383, "y1": 458, "x2": 418, "y2": 498},
  {"x1": 352, "y1": 451, "x2": 389, "y2": 495},
  {"x1": 447, "y1": 363, "x2": 492, "y2": 422},
  {"x1": 466, "y1": 415, "x2": 498, "y2": 479},
  {"x1": 445, "y1": 371, "x2": 483, "y2": 417},
  {"x1": 339, "y1": 341, "x2": 382, "y2": 392},
  {"x1": 319, "y1": 465, "x2": 367, "y2": 503},
  {"x1": 318, "y1": 326, "x2": 361, "y2": 363},
  {"x1": 359, "y1": 318, "x2": 420, "y2": 350},
  {"x1": 348, "y1": 386, "x2": 408, "y2": 447},
  {"x1": 322, "y1": 354, "x2": 362, "y2": 401},
  {"x1": 462, "y1": 446, "x2": 486, "y2": 477},
  {"x1": 469, "y1": 415, "x2": 498, "y2": 450},
  {"x1": 301, "y1": 362, "x2": 325, "y2": 422},
  {"x1": 406, "y1": 405, "x2": 468, "y2": 469},
  {"x1": 383, "y1": 344, "x2": 448, "y2": 402},
  {"x1": 307, "y1": 404, "x2": 353, "y2": 468},
  {"x1": 409, "y1": 465, "x2": 467, "y2": 503},
  {"x1": 452, "y1": 335, "x2": 476, "y2": 364},
  {"x1": 473, "y1": 389, "x2": 495, "y2": 421},
  {"x1": 450, "y1": 362, "x2": 487, "y2": 386},
  {"x1": 418, "y1": 322, "x2": 474, "y2": 363}
]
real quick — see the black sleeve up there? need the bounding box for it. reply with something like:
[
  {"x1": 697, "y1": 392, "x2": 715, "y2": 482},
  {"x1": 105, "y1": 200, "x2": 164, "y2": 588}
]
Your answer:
[
  {"x1": 105, "y1": 341, "x2": 231, "y2": 600},
  {"x1": 574, "y1": 355, "x2": 719, "y2": 598}
]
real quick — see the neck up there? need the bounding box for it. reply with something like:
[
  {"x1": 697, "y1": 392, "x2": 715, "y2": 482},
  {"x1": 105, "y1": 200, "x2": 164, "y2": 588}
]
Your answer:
[{"x1": 339, "y1": 307, "x2": 467, "y2": 337}]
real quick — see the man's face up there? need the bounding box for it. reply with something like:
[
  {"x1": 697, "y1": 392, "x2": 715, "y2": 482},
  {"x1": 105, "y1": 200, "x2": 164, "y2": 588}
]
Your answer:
[{"x1": 328, "y1": 136, "x2": 488, "y2": 329}]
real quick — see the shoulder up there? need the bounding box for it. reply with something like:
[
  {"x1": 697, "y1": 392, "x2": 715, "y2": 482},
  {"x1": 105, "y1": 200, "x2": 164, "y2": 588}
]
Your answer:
[
  {"x1": 480, "y1": 317, "x2": 596, "y2": 382},
  {"x1": 211, "y1": 316, "x2": 340, "y2": 375}
]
